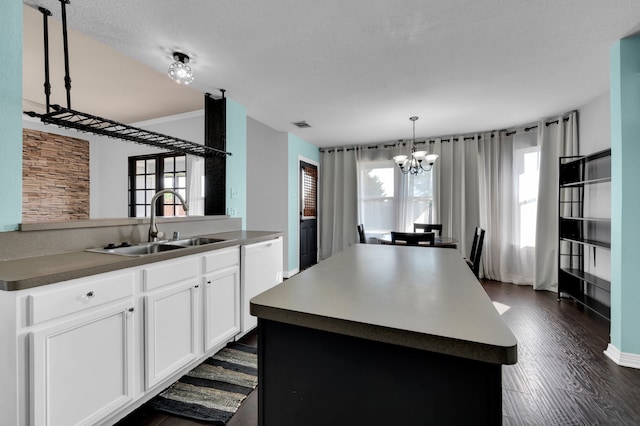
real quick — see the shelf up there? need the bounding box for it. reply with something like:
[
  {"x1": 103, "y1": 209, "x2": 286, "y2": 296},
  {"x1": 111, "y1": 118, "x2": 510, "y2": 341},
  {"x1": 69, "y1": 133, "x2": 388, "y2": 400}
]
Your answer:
[
  {"x1": 559, "y1": 217, "x2": 610, "y2": 222},
  {"x1": 559, "y1": 177, "x2": 611, "y2": 188},
  {"x1": 559, "y1": 237, "x2": 610, "y2": 249},
  {"x1": 559, "y1": 148, "x2": 611, "y2": 187},
  {"x1": 557, "y1": 147, "x2": 611, "y2": 320},
  {"x1": 26, "y1": 105, "x2": 231, "y2": 159},
  {"x1": 559, "y1": 286, "x2": 611, "y2": 320},
  {"x1": 559, "y1": 268, "x2": 610, "y2": 292}
]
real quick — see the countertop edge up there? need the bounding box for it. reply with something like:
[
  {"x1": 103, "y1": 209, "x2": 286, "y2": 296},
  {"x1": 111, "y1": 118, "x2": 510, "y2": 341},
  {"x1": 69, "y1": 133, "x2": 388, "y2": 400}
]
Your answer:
[
  {"x1": 0, "y1": 231, "x2": 283, "y2": 291},
  {"x1": 251, "y1": 303, "x2": 518, "y2": 365}
]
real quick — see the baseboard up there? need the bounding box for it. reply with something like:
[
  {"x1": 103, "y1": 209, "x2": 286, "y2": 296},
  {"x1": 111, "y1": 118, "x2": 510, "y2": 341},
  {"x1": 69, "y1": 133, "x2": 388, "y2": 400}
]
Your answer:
[
  {"x1": 604, "y1": 344, "x2": 640, "y2": 369},
  {"x1": 284, "y1": 268, "x2": 299, "y2": 279}
]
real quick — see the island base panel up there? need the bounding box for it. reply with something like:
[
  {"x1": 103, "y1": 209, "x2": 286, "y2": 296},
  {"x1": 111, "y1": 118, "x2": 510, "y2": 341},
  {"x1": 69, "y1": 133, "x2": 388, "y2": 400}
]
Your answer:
[{"x1": 258, "y1": 319, "x2": 502, "y2": 426}]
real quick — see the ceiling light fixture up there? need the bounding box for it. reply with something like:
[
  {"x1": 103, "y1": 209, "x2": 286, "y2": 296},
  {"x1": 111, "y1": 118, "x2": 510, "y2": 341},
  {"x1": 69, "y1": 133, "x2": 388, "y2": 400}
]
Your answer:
[
  {"x1": 168, "y1": 52, "x2": 194, "y2": 85},
  {"x1": 393, "y1": 116, "x2": 438, "y2": 175}
]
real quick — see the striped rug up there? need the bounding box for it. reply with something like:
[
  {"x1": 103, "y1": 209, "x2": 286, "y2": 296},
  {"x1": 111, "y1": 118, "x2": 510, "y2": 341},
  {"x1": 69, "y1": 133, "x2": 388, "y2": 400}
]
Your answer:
[{"x1": 149, "y1": 343, "x2": 258, "y2": 424}]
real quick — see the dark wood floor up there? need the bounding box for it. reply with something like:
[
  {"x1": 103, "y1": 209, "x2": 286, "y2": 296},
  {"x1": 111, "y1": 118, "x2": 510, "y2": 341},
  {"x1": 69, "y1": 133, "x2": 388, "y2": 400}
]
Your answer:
[{"x1": 117, "y1": 280, "x2": 640, "y2": 425}]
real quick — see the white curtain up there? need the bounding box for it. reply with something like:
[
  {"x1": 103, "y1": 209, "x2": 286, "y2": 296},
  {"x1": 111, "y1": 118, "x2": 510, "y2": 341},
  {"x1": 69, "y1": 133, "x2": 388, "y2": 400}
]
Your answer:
[
  {"x1": 319, "y1": 148, "x2": 358, "y2": 260},
  {"x1": 356, "y1": 143, "x2": 436, "y2": 237},
  {"x1": 478, "y1": 131, "x2": 536, "y2": 283},
  {"x1": 534, "y1": 112, "x2": 578, "y2": 290},
  {"x1": 476, "y1": 112, "x2": 577, "y2": 287},
  {"x1": 432, "y1": 136, "x2": 481, "y2": 257},
  {"x1": 186, "y1": 155, "x2": 204, "y2": 216}
]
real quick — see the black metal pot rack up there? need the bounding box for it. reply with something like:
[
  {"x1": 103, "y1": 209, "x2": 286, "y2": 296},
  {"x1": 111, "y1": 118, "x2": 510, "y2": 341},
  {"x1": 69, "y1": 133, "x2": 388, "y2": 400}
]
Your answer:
[{"x1": 24, "y1": 1, "x2": 231, "y2": 159}]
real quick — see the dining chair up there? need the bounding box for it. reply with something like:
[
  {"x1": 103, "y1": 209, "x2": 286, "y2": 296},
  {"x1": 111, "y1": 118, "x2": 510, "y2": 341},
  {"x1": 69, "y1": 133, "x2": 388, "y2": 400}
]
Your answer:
[
  {"x1": 465, "y1": 227, "x2": 485, "y2": 278},
  {"x1": 357, "y1": 224, "x2": 367, "y2": 244},
  {"x1": 413, "y1": 223, "x2": 443, "y2": 236},
  {"x1": 391, "y1": 231, "x2": 435, "y2": 246}
]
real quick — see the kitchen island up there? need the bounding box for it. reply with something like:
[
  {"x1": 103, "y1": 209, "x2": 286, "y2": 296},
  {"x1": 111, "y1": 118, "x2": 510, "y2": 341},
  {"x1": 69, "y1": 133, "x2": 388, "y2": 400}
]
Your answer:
[{"x1": 250, "y1": 244, "x2": 517, "y2": 425}]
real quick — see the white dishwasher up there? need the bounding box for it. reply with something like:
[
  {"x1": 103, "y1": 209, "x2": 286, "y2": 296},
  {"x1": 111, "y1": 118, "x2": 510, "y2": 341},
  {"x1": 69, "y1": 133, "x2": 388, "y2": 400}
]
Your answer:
[{"x1": 240, "y1": 237, "x2": 283, "y2": 337}]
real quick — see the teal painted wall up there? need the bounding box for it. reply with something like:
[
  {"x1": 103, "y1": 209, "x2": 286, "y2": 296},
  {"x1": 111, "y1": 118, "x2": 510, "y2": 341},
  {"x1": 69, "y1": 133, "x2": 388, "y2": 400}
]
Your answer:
[
  {"x1": 0, "y1": 3, "x2": 23, "y2": 231},
  {"x1": 610, "y1": 36, "x2": 640, "y2": 355},
  {"x1": 226, "y1": 98, "x2": 247, "y2": 228},
  {"x1": 287, "y1": 133, "x2": 320, "y2": 271}
]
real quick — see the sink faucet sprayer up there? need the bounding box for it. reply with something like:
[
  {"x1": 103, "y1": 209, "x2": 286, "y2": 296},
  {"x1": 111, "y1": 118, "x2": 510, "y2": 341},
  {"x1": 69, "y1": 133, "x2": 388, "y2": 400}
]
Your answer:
[{"x1": 148, "y1": 189, "x2": 189, "y2": 242}]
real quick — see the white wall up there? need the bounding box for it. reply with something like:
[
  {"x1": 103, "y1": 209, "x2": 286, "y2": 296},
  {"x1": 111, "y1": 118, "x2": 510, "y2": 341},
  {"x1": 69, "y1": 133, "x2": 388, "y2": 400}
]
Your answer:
[
  {"x1": 577, "y1": 91, "x2": 611, "y2": 288},
  {"x1": 246, "y1": 116, "x2": 289, "y2": 259},
  {"x1": 579, "y1": 91, "x2": 610, "y2": 154}
]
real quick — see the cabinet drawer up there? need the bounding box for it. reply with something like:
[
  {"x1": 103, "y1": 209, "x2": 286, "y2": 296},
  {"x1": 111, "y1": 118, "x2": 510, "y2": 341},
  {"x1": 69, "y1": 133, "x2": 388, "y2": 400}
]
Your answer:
[
  {"x1": 203, "y1": 246, "x2": 240, "y2": 273},
  {"x1": 143, "y1": 256, "x2": 199, "y2": 291},
  {"x1": 29, "y1": 272, "x2": 134, "y2": 325}
]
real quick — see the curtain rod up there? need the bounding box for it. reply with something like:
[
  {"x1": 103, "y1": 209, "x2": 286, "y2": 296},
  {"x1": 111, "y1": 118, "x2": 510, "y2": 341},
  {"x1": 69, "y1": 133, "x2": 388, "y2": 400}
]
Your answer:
[{"x1": 320, "y1": 115, "x2": 572, "y2": 153}]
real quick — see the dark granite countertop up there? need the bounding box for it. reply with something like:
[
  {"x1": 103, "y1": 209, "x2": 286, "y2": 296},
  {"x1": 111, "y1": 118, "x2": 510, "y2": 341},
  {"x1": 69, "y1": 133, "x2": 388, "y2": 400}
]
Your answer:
[
  {"x1": 251, "y1": 244, "x2": 517, "y2": 365},
  {"x1": 0, "y1": 230, "x2": 282, "y2": 291}
]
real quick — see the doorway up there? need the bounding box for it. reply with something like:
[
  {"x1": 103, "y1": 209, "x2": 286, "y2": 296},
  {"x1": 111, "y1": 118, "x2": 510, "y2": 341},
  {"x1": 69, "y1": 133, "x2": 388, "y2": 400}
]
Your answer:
[{"x1": 299, "y1": 160, "x2": 318, "y2": 270}]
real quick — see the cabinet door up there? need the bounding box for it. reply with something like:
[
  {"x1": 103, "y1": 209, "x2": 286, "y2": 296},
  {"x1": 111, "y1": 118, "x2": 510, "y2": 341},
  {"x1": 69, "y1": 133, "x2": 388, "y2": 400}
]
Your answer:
[
  {"x1": 30, "y1": 300, "x2": 135, "y2": 426},
  {"x1": 204, "y1": 266, "x2": 240, "y2": 352},
  {"x1": 145, "y1": 281, "x2": 199, "y2": 389}
]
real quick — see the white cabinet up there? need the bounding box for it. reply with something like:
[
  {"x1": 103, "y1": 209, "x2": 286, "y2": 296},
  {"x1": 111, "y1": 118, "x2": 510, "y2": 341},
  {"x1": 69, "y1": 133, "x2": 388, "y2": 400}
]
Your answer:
[
  {"x1": 28, "y1": 273, "x2": 135, "y2": 426},
  {"x1": 0, "y1": 238, "x2": 273, "y2": 425},
  {"x1": 241, "y1": 237, "x2": 284, "y2": 336},
  {"x1": 203, "y1": 247, "x2": 240, "y2": 352},
  {"x1": 143, "y1": 258, "x2": 200, "y2": 390}
]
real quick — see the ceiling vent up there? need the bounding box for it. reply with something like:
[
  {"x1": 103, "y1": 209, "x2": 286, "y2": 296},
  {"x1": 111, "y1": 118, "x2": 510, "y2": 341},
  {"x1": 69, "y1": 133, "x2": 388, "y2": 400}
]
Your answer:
[{"x1": 292, "y1": 121, "x2": 311, "y2": 129}]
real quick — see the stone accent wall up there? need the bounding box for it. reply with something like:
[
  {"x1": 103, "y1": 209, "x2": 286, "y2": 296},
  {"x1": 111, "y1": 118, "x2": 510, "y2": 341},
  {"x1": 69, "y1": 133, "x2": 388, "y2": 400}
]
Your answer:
[{"x1": 22, "y1": 129, "x2": 90, "y2": 222}]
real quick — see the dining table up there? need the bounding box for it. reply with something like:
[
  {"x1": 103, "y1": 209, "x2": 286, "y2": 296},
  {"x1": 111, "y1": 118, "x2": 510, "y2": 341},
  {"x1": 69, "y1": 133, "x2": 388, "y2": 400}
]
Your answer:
[{"x1": 376, "y1": 233, "x2": 458, "y2": 248}]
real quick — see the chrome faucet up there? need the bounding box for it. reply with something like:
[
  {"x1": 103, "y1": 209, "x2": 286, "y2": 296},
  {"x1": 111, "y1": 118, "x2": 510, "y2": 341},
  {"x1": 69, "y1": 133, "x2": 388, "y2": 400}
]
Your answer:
[{"x1": 148, "y1": 189, "x2": 189, "y2": 242}]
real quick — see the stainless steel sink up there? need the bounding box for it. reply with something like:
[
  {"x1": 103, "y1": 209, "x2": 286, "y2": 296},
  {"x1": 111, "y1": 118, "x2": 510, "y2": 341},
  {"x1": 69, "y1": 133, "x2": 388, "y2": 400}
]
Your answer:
[
  {"x1": 165, "y1": 237, "x2": 227, "y2": 247},
  {"x1": 86, "y1": 236, "x2": 230, "y2": 257},
  {"x1": 86, "y1": 242, "x2": 186, "y2": 257}
]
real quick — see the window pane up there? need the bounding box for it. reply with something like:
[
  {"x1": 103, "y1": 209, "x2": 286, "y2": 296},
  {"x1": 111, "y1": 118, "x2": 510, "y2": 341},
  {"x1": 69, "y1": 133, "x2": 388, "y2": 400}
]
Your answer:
[
  {"x1": 409, "y1": 199, "x2": 434, "y2": 224},
  {"x1": 362, "y1": 167, "x2": 394, "y2": 197},
  {"x1": 164, "y1": 176, "x2": 175, "y2": 189},
  {"x1": 177, "y1": 176, "x2": 186, "y2": 188},
  {"x1": 136, "y1": 190, "x2": 146, "y2": 203},
  {"x1": 136, "y1": 206, "x2": 146, "y2": 217},
  {"x1": 408, "y1": 173, "x2": 431, "y2": 197},
  {"x1": 136, "y1": 160, "x2": 146, "y2": 174},
  {"x1": 136, "y1": 176, "x2": 145, "y2": 189},
  {"x1": 146, "y1": 190, "x2": 155, "y2": 201},
  {"x1": 146, "y1": 159, "x2": 156, "y2": 174},
  {"x1": 146, "y1": 175, "x2": 156, "y2": 189},
  {"x1": 164, "y1": 157, "x2": 174, "y2": 172},
  {"x1": 361, "y1": 199, "x2": 395, "y2": 233},
  {"x1": 175, "y1": 156, "x2": 186, "y2": 172}
]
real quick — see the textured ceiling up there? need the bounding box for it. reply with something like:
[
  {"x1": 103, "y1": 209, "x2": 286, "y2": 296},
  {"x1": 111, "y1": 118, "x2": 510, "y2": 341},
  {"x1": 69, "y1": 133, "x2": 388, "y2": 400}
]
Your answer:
[{"x1": 22, "y1": 0, "x2": 640, "y2": 148}]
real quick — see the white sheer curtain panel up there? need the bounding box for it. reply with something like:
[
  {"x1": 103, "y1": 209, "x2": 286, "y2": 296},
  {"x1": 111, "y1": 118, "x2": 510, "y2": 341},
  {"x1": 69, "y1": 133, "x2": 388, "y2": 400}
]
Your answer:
[
  {"x1": 432, "y1": 136, "x2": 480, "y2": 257},
  {"x1": 186, "y1": 155, "x2": 204, "y2": 216},
  {"x1": 319, "y1": 148, "x2": 358, "y2": 260},
  {"x1": 356, "y1": 143, "x2": 436, "y2": 237},
  {"x1": 477, "y1": 130, "x2": 538, "y2": 283},
  {"x1": 534, "y1": 112, "x2": 578, "y2": 291}
]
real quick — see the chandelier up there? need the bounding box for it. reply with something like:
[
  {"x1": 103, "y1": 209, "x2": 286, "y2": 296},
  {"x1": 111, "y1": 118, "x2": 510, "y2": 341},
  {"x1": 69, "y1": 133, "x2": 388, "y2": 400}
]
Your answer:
[{"x1": 393, "y1": 116, "x2": 438, "y2": 175}]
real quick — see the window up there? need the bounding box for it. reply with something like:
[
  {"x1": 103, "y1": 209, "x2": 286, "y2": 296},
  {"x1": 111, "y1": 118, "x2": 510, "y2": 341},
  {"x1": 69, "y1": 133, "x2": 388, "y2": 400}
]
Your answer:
[
  {"x1": 405, "y1": 169, "x2": 434, "y2": 226},
  {"x1": 514, "y1": 143, "x2": 540, "y2": 248},
  {"x1": 359, "y1": 159, "x2": 434, "y2": 234},
  {"x1": 301, "y1": 163, "x2": 318, "y2": 219},
  {"x1": 129, "y1": 154, "x2": 187, "y2": 218},
  {"x1": 360, "y1": 161, "x2": 395, "y2": 234}
]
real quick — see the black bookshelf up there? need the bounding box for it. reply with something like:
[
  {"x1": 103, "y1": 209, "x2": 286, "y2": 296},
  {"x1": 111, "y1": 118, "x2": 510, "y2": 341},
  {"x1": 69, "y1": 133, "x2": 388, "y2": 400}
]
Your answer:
[{"x1": 558, "y1": 148, "x2": 611, "y2": 320}]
